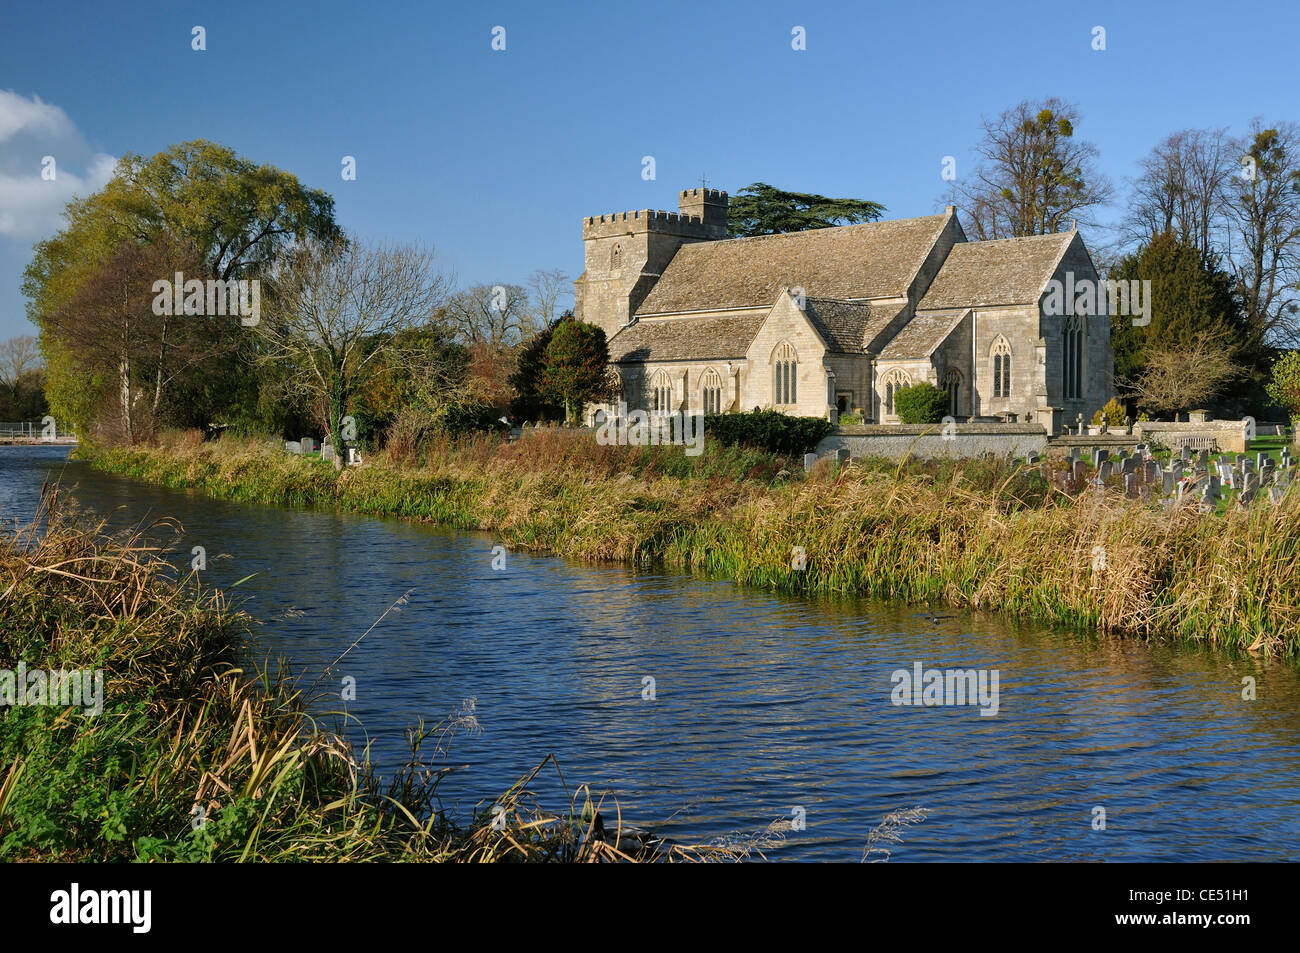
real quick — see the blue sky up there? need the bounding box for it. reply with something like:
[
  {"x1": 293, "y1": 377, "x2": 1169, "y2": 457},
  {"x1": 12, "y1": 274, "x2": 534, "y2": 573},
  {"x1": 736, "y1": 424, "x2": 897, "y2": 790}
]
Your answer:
[{"x1": 1, "y1": 0, "x2": 1297, "y2": 338}]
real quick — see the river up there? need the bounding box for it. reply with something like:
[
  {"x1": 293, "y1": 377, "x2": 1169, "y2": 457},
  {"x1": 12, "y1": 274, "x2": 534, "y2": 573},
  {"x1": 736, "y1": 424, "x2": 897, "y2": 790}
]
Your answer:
[{"x1": 3, "y1": 444, "x2": 1298, "y2": 861}]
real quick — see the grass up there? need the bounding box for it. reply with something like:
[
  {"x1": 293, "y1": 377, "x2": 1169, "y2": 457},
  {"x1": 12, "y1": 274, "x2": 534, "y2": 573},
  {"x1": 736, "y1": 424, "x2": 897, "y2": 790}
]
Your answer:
[{"x1": 79, "y1": 427, "x2": 1300, "y2": 660}]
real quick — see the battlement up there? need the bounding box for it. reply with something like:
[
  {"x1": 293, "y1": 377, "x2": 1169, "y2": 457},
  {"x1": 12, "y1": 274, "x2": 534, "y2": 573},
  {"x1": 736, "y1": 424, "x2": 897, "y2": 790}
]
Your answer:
[
  {"x1": 582, "y1": 207, "x2": 725, "y2": 239},
  {"x1": 678, "y1": 188, "x2": 728, "y2": 202}
]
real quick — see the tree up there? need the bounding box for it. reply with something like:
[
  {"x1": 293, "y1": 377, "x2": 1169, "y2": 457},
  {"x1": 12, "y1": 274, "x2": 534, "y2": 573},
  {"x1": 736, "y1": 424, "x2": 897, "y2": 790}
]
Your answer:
[
  {"x1": 527, "y1": 268, "x2": 571, "y2": 328},
  {"x1": 1128, "y1": 329, "x2": 1245, "y2": 417},
  {"x1": 948, "y1": 98, "x2": 1113, "y2": 239},
  {"x1": 44, "y1": 237, "x2": 224, "y2": 442},
  {"x1": 727, "y1": 183, "x2": 885, "y2": 237},
  {"x1": 508, "y1": 314, "x2": 566, "y2": 421},
  {"x1": 257, "y1": 237, "x2": 451, "y2": 470},
  {"x1": 1225, "y1": 121, "x2": 1300, "y2": 349},
  {"x1": 23, "y1": 139, "x2": 341, "y2": 432},
  {"x1": 539, "y1": 318, "x2": 616, "y2": 422},
  {"x1": 1109, "y1": 231, "x2": 1248, "y2": 403},
  {"x1": 893, "y1": 382, "x2": 949, "y2": 424},
  {"x1": 442, "y1": 283, "x2": 540, "y2": 352},
  {"x1": 1122, "y1": 128, "x2": 1233, "y2": 260},
  {"x1": 1265, "y1": 351, "x2": 1300, "y2": 423}
]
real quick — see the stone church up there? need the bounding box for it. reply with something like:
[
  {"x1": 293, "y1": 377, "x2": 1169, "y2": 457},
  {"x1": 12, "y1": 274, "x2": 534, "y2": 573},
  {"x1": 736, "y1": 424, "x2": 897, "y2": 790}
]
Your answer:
[{"x1": 574, "y1": 187, "x2": 1114, "y2": 428}]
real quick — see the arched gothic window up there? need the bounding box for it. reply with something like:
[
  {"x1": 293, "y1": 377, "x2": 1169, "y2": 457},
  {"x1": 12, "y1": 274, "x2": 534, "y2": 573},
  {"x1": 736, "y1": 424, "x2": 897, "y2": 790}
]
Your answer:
[
  {"x1": 991, "y1": 338, "x2": 1012, "y2": 399},
  {"x1": 944, "y1": 368, "x2": 962, "y2": 416},
  {"x1": 773, "y1": 342, "x2": 798, "y2": 406},
  {"x1": 701, "y1": 368, "x2": 723, "y2": 415},
  {"x1": 882, "y1": 368, "x2": 912, "y2": 417},
  {"x1": 1062, "y1": 316, "x2": 1084, "y2": 400},
  {"x1": 651, "y1": 370, "x2": 672, "y2": 415}
]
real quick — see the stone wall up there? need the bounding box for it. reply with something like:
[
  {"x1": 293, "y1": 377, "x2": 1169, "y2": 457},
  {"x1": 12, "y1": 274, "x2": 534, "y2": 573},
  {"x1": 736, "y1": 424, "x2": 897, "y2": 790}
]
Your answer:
[
  {"x1": 1133, "y1": 420, "x2": 1253, "y2": 454},
  {"x1": 816, "y1": 423, "x2": 1048, "y2": 461}
]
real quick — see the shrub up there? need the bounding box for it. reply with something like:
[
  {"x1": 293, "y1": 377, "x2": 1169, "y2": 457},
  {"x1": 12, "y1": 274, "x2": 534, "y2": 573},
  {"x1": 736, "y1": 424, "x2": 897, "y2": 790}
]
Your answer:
[
  {"x1": 704, "y1": 409, "x2": 832, "y2": 456},
  {"x1": 1092, "y1": 397, "x2": 1125, "y2": 427},
  {"x1": 893, "y1": 383, "x2": 948, "y2": 424}
]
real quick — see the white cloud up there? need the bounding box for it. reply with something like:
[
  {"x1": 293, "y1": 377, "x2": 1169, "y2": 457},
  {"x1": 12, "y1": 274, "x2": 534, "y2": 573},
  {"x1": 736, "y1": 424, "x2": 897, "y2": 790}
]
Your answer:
[{"x1": 0, "y1": 90, "x2": 117, "y2": 239}]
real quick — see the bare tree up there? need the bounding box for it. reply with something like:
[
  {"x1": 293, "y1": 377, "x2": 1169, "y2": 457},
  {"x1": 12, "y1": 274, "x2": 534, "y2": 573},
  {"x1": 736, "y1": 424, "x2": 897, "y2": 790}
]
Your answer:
[
  {"x1": 0, "y1": 335, "x2": 41, "y2": 390},
  {"x1": 949, "y1": 97, "x2": 1113, "y2": 239},
  {"x1": 1127, "y1": 328, "x2": 1245, "y2": 416},
  {"x1": 258, "y1": 236, "x2": 451, "y2": 469},
  {"x1": 1225, "y1": 120, "x2": 1300, "y2": 347},
  {"x1": 442, "y1": 283, "x2": 540, "y2": 352},
  {"x1": 527, "y1": 268, "x2": 571, "y2": 329},
  {"x1": 1123, "y1": 128, "x2": 1233, "y2": 259}
]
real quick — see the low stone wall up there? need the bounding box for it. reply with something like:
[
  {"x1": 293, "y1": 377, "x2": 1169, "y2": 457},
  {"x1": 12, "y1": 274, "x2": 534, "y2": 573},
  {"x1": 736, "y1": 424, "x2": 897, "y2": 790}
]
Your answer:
[
  {"x1": 1132, "y1": 421, "x2": 1253, "y2": 454},
  {"x1": 817, "y1": 424, "x2": 1048, "y2": 461}
]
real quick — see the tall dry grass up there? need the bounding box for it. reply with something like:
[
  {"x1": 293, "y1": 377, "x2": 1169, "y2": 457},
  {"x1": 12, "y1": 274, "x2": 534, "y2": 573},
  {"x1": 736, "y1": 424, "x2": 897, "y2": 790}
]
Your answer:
[{"x1": 83, "y1": 429, "x2": 1300, "y2": 658}]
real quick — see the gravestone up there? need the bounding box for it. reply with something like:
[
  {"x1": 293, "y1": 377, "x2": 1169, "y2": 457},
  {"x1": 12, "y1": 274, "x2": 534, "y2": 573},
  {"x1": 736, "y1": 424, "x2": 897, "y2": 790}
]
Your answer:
[
  {"x1": 804, "y1": 453, "x2": 818, "y2": 473},
  {"x1": 321, "y1": 444, "x2": 335, "y2": 463},
  {"x1": 284, "y1": 441, "x2": 302, "y2": 454},
  {"x1": 300, "y1": 437, "x2": 316, "y2": 454},
  {"x1": 1162, "y1": 470, "x2": 1175, "y2": 495},
  {"x1": 836, "y1": 448, "x2": 850, "y2": 465},
  {"x1": 1124, "y1": 473, "x2": 1136, "y2": 497},
  {"x1": 1258, "y1": 452, "x2": 1269, "y2": 471},
  {"x1": 1203, "y1": 475, "x2": 1222, "y2": 502},
  {"x1": 1122, "y1": 457, "x2": 1137, "y2": 474},
  {"x1": 1181, "y1": 446, "x2": 1191, "y2": 462},
  {"x1": 1100, "y1": 461, "x2": 1113, "y2": 479},
  {"x1": 1270, "y1": 486, "x2": 1286, "y2": 505},
  {"x1": 1198, "y1": 450, "x2": 1211, "y2": 467},
  {"x1": 1072, "y1": 461, "x2": 1084, "y2": 482}
]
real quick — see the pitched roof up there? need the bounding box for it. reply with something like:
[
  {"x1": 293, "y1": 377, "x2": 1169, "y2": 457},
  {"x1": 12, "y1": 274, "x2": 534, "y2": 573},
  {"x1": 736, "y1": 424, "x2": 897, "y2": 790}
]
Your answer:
[
  {"x1": 635, "y1": 213, "x2": 951, "y2": 316},
  {"x1": 918, "y1": 232, "x2": 1074, "y2": 309},
  {"x1": 608, "y1": 312, "x2": 764, "y2": 363},
  {"x1": 801, "y1": 297, "x2": 876, "y2": 353},
  {"x1": 877, "y1": 309, "x2": 969, "y2": 361}
]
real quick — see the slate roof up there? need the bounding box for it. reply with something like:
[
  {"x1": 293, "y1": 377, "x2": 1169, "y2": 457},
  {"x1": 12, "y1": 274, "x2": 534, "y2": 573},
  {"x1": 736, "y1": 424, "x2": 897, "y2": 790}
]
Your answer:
[
  {"x1": 877, "y1": 309, "x2": 970, "y2": 361},
  {"x1": 635, "y1": 213, "x2": 952, "y2": 316},
  {"x1": 918, "y1": 232, "x2": 1075, "y2": 309},
  {"x1": 608, "y1": 312, "x2": 765, "y2": 363}
]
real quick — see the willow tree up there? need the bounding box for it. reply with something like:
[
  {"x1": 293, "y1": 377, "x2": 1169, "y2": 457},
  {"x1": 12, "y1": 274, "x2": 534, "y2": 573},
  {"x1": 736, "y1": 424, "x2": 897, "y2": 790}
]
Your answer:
[
  {"x1": 257, "y1": 237, "x2": 451, "y2": 469},
  {"x1": 23, "y1": 139, "x2": 340, "y2": 432}
]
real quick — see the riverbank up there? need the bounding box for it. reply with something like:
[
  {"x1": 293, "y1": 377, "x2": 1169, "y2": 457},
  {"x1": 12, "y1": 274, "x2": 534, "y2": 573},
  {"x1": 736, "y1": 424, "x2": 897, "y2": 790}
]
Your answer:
[
  {"x1": 84, "y1": 429, "x2": 1300, "y2": 659},
  {"x1": 0, "y1": 490, "x2": 722, "y2": 862}
]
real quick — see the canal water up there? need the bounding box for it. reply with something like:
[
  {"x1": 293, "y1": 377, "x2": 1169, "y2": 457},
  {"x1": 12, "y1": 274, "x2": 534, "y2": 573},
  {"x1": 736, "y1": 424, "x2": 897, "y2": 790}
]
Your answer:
[{"x1": 3, "y1": 444, "x2": 1298, "y2": 861}]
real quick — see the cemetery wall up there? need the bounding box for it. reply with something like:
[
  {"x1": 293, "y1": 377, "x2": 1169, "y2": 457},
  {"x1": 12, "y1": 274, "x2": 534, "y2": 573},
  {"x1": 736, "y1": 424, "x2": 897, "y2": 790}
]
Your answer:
[{"x1": 817, "y1": 424, "x2": 1047, "y2": 461}]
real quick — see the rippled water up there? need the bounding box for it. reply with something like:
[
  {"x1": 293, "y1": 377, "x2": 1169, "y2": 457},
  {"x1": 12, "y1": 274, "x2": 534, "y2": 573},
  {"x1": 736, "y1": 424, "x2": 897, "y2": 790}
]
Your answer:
[{"x1": 3, "y1": 444, "x2": 1299, "y2": 861}]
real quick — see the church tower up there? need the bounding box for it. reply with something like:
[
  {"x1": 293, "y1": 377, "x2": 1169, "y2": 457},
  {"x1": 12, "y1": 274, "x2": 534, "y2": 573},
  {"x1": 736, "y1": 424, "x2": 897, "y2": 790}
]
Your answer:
[{"x1": 574, "y1": 188, "x2": 728, "y2": 339}]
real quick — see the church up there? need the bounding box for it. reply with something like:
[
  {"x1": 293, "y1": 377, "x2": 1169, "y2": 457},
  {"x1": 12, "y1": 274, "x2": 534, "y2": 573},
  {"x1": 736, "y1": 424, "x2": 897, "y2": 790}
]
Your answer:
[{"x1": 574, "y1": 187, "x2": 1114, "y2": 429}]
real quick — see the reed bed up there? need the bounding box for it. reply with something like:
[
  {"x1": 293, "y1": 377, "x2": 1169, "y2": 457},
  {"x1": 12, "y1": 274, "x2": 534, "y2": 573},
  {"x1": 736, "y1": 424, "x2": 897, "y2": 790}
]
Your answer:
[{"x1": 84, "y1": 429, "x2": 1300, "y2": 659}]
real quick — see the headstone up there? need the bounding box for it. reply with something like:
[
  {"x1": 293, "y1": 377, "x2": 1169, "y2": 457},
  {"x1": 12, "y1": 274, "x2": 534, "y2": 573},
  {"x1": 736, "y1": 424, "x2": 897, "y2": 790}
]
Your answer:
[
  {"x1": 1122, "y1": 456, "x2": 1137, "y2": 474},
  {"x1": 1198, "y1": 449, "x2": 1210, "y2": 468},
  {"x1": 300, "y1": 437, "x2": 316, "y2": 454},
  {"x1": 1258, "y1": 452, "x2": 1268, "y2": 471},
  {"x1": 1072, "y1": 461, "x2": 1084, "y2": 482},
  {"x1": 1203, "y1": 475, "x2": 1222, "y2": 502},
  {"x1": 835, "y1": 448, "x2": 850, "y2": 465},
  {"x1": 1162, "y1": 470, "x2": 1175, "y2": 494},
  {"x1": 1118, "y1": 449, "x2": 1129, "y2": 462},
  {"x1": 284, "y1": 440, "x2": 302, "y2": 454},
  {"x1": 1181, "y1": 446, "x2": 1191, "y2": 462},
  {"x1": 1124, "y1": 473, "x2": 1136, "y2": 497},
  {"x1": 1100, "y1": 461, "x2": 1113, "y2": 479},
  {"x1": 321, "y1": 444, "x2": 335, "y2": 463},
  {"x1": 1241, "y1": 486, "x2": 1258, "y2": 506},
  {"x1": 804, "y1": 453, "x2": 818, "y2": 473},
  {"x1": 1027, "y1": 452, "x2": 1040, "y2": 465},
  {"x1": 347, "y1": 447, "x2": 362, "y2": 465},
  {"x1": 1093, "y1": 449, "x2": 1105, "y2": 469}
]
